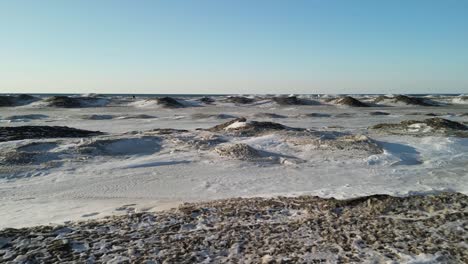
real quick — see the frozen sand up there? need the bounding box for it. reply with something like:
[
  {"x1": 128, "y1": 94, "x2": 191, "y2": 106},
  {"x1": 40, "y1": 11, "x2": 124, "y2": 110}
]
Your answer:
[{"x1": 2, "y1": 193, "x2": 466, "y2": 263}]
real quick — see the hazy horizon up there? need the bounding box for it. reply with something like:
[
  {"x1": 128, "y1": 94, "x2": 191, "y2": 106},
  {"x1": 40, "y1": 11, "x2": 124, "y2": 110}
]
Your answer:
[{"x1": 1, "y1": 1, "x2": 467, "y2": 94}]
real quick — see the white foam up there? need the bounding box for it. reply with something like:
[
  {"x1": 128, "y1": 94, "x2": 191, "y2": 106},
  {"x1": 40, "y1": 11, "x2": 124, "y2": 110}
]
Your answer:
[{"x1": 452, "y1": 97, "x2": 468, "y2": 104}]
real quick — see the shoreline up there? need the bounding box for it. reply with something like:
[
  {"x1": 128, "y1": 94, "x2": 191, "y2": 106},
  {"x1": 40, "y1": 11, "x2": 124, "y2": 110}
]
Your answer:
[{"x1": 2, "y1": 188, "x2": 464, "y2": 230}]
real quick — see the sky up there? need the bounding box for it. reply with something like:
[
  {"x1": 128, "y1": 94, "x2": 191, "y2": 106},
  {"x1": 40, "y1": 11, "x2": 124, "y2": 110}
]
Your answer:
[{"x1": 1, "y1": 0, "x2": 467, "y2": 94}]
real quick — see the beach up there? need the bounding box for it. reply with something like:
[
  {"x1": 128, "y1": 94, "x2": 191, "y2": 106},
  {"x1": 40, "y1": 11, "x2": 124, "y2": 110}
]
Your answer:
[{"x1": 0, "y1": 94, "x2": 467, "y2": 262}]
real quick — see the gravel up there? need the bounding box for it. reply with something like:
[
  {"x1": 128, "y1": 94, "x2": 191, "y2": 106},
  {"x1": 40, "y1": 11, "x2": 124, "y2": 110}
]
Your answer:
[{"x1": 1, "y1": 192, "x2": 466, "y2": 263}]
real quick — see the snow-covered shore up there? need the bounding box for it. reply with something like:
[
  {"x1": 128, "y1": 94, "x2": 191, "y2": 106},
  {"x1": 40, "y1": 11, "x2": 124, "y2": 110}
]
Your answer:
[{"x1": 0, "y1": 95, "x2": 467, "y2": 228}]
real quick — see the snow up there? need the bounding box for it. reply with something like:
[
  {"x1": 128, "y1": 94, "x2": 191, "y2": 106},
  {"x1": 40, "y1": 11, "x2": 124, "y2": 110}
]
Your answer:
[
  {"x1": 407, "y1": 123, "x2": 432, "y2": 133},
  {"x1": 452, "y1": 97, "x2": 468, "y2": 104},
  {"x1": 400, "y1": 253, "x2": 446, "y2": 264},
  {"x1": 224, "y1": 121, "x2": 248, "y2": 130},
  {"x1": 0, "y1": 97, "x2": 467, "y2": 228}
]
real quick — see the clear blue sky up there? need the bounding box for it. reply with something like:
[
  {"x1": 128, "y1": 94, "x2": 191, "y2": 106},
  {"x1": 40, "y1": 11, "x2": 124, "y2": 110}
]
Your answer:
[{"x1": 1, "y1": 0, "x2": 467, "y2": 94}]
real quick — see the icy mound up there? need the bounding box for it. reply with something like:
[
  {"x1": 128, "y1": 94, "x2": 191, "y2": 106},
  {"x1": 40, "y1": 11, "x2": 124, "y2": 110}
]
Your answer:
[
  {"x1": 0, "y1": 142, "x2": 61, "y2": 170},
  {"x1": 0, "y1": 151, "x2": 39, "y2": 165},
  {"x1": 452, "y1": 96, "x2": 468, "y2": 104},
  {"x1": 170, "y1": 132, "x2": 227, "y2": 150},
  {"x1": 271, "y1": 95, "x2": 318, "y2": 106},
  {"x1": 321, "y1": 135, "x2": 383, "y2": 154},
  {"x1": 132, "y1": 97, "x2": 188, "y2": 108},
  {"x1": 214, "y1": 143, "x2": 296, "y2": 164},
  {"x1": 2, "y1": 193, "x2": 465, "y2": 263},
  {"x1": 208, "y1": 118, "x2": 300, "y2": 136},
  {"x1": 0, "y1": 94, "x2": 39, "y2": 107},
  {"x1": 0, "y1": 150, "x2": 60, "y2": 167},
  {"x1": 375, "y1": 95, "x2": 437, "y2": 106},
  {"x1": 169, "y1": 97, "x2": 202, "y2": 107},
  {"x1": 288, "y1": 134, "x2": 383, "y2": 155},
  {"x1": 272, "y1": 95, "x2": 302, "y2": 105},
  {"x1": 44, "y1": 96, "x2": 110, "y2": 108},
  {"x1": 224, "y1": 96, "x2": 255, "y2": 104},
  {"x1": 44, "y1": 96, "x2": 81, "y2": 107},
  {"x1": 198, "y1": 97, "x2": 215, "y2": 104},
  {"x1": 214, "y1": 142, "x2": 303, "y2": 165},
  {"x1": 372, "y1": 118, "x2": 467, "y2": 137},
  {"x1": 0, "y1": 126, "x2": 103, "y2": 142},
  {"x1": 80, "y1": 93, "x2": 103, "y2": 98},
  {"x1": 207, "y1": 117, "x2": 248, "y2": 131},
  {"x1": 332, "y1": 96, "x2": 369, "y2": 107},
  {"x1": 77, "y1": 137, "x2": 161, "y2": 156},
  {"x1": 215, "y1": 143, "x2": 262, "y2": 160},
  {"x1": 2, "y1": 114, "x2": 48, "y2": 122}
]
